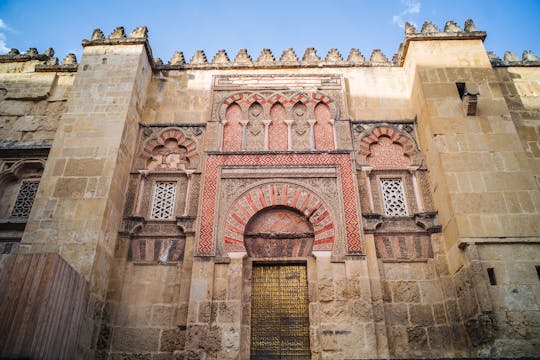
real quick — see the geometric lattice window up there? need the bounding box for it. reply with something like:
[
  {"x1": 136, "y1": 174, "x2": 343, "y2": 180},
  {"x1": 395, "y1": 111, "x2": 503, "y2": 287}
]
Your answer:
[
  {"x1": 380, "y1": 178, "x2": 408, "y2": 216},
  {"x1": 150, "y1": 182, "x2": 177, "y2": 219},
  {"x1": 10, "y1": 180, "x2": 39, "y2": 218}
]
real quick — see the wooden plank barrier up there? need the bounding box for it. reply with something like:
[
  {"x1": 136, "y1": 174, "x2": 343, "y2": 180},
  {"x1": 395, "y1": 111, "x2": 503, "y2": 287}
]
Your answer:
[{"x1": 0, "y1": 253, "x2": 88, "y2": 359}]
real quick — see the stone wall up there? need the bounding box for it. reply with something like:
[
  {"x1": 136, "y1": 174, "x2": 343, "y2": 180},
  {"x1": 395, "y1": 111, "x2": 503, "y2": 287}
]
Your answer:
[
  {"x1": 0, "y1": 21, "x2": 539, "y2": 359},
  {"x1": 405, "y1": 35, "x2": 540, "y2": 357},
  {"x1": 0, "y1": 61, "x2": 74, "y2": 148},
  {"x1": 495, "y1": 66, "x2": 540, "y2": 176}
]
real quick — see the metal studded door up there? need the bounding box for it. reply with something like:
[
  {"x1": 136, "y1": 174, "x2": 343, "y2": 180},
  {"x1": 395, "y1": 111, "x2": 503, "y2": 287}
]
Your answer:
[{"x1": 251, "y1": 264, "x2": 310, "y2": 359}]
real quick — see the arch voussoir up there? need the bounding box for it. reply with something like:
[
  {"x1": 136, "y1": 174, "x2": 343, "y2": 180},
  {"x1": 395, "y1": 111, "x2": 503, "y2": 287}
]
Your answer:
[{"x1": 224, "y1": 182, "x2": 336, "y2": 254}]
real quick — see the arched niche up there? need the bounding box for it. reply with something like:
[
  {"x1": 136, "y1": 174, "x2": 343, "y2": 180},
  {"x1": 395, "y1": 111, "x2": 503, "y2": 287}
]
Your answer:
[
  {"x1": 246, "y1": 101, "x2": 264, "y2": 151},
  {"x1": 0, "y1": 159, "x2": 45, "y2": 219},
  {"x1": 140, "y1": 128, "x2": 199, "y2": 170},
  {"x1": 314, "y1": 101, "x2": 335, "y2": 150},
  {"x1": 268, "y1": 102, "x2": 287, "y2": 151},
  {"x1": 223, "y1": 182, "x2": 336, "y2": 257},
  {"x1": 222, "y1": 102, "x2": 243, "y2": 151},
  {"x1": 357, "y1": 126, "x2": 421, "y2": 168},
  {"x1": 291, "y1": 101, "x2": 310, "y2": 150},
  {"x1": 244, "y1": 206, "x2": 314, "y2": 258}
]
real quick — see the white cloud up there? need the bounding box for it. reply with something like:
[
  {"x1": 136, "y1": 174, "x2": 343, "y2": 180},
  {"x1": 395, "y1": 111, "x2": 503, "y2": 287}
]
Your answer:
[
  {"x1": 0, "y1": 19, "x2": 12, "y2": 54},
  {"x1": 0, "y1": 33, "x2": 9, "y2": 54},
  {"x1": 392, "y1": 0, "x2": 421, "y2": 28}
]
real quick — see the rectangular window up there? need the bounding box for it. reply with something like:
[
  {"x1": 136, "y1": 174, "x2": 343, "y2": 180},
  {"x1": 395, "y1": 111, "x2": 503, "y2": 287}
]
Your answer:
[
  {"x1": 487, "y1": 267, "x2": 497, "y2": 285},
  {"x1": 150, "y1": 182, "x2": 177, "y2": 219},
  {"x1": 11, "y1": 180, "x2": 39, "y2": 218},
  {"x1": 380, "y1": 178, "x2": 408, "y2": 216}
]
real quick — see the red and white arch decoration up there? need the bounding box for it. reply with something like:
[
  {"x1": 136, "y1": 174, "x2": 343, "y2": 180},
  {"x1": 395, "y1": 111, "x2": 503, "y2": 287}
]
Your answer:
[
  {"x1": 217, "y1": 91, "x2": 340, "y2": 123},
  {"x1": 141, "y1": 128, "x2": 199, "y2": 169},
  {"x1": 223, "y1": 182, "x2": 335, "y2": 254},
  {"x1": 357, "y1": 126, "x2": 421, "y2": 167}
]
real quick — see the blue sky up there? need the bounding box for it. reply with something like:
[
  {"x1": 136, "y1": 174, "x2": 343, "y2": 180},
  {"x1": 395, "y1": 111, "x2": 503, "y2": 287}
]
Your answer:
[{"x1": 0, "y1": 0, "x2": 538, "y2": 63}]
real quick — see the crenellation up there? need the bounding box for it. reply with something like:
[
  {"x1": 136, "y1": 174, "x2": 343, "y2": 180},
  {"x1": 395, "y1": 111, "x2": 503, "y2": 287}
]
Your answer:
[
  {"x1": 109, "y1": 26, "x2": 126, "y2": 39},
  {"x1": 279, "y1": 47, "x2": 299, "y2": 64},
  {"x1": 128, "y1": 26, "x2": 148, "y2": 39},
  {"x1": 169, "y1": 50, "x2": 186, "y2": 65},
  {"x1": 233, "y1": 48, "x2": 253, "y2": 65},
  {"x1": 504, "y1": 50, "x2": 520, "y2": 63},
  {"x1": 91, "y1": 28, "x2": 105, "y2": 41},
  {"x1": 443, "y1": 20, "x2": 462, "y2": 33},
  {"x1": 347, "y1": 48, "x2": 366, "y2": 64},
  {"x1": 301, "y1": 47, "x2": 320, "y2": 64},
  {"x1": 60, "y1": 53, "x2": 77, "y2": 65},
  {"x1": 324, "y1": 48, "x2": 344, "y2": 64},
  {"x1": 189, "y1": 49, "x2": 207, "y2": 65},
  {"x1": 255, "y1": 48, "x2": 275, "y2": 64},
  {"x1": 421, "y1": 21, "x2": 440, "y2": 33},
  {"x1": 522, "y1": 49, "x2": 539, "y2": 62},
  {"x1": 369, "y1": 49, "x2": 391, "y2": 65},
  {"x1": 211, "y1": 49, "x2": 231, "y2": 65},
  {"x1": 392, "y1": 43, "x2": 404, "y2": 65},
  {"x1": 405, "y1": 22, "x2": 417, "y2": 35},
  {"x1": 464, "y1": 18, "x2": 478, "y2": 32}
]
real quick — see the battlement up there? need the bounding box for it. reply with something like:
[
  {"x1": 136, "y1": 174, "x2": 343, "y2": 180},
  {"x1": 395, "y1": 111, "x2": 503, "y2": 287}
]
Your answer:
[
  {"x1": 488, "y1": 50, "x2": 540, "y2": 67},
  {"x1": 0, "y1": 20, "x2": 538, "y2": 72}
]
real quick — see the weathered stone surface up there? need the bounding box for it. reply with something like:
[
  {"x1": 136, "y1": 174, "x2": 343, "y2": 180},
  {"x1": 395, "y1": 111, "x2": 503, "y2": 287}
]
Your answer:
[
  {"x1": 161, "y1": 327, "x2": 185, "y2": 352},
  {"x1": 391, "y1": 281, "x2": 421, "y2": 302},
  {"x1": 112, "y1": 327, "x2": 160, "y2": 352}
]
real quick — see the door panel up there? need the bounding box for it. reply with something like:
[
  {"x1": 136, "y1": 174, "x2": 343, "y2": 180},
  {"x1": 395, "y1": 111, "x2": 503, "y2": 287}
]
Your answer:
[{"x1": 251, "y1": 264, "x2": 310, "y2": 359}]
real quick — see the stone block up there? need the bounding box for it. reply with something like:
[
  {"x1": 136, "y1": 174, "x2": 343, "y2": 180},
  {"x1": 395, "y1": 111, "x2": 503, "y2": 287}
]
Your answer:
[
  {"x1": 53, "y1": 177, "x2": 87, "y2": 198},
  {"x1": 352, "y1": 299, "x2": 374, "y2": 322},
  {"x1": 390, "y1": 281, "x2": 420, "y2": 303},
  {"x1": 198, "y1": 301, "x2": 211, "y2": 323},
  {"x1": 320, "y1": 328, "x2": 337, "y2": 351},
  {"x1": 110, "y1": 352, "x2": 152, "y2": 360},
  {"x1": 427, "y1": 325, "x2": 453, "y2": 352},
  {"x1": 160, "y1": 327, "x2": 185, "y2": 352},
  {"x1": 151, "y1": 305, "x2": 176, "y2": 327},
  {"x1": 433, "y1": 303, "x2": 448, "y2": 324},
  {"x1": 318, "y1": 277, "x2": 334, "y2": 302},
  {"x1": 64, "y1": 158, "x2": 105, "y2": 177},
  {"x1": 112, "y1": 327, "x2": 160, "y2": 352},
  {"x1": 409, "y1": 304, "x2": 434, "y2": 326},
  {"x1": 173, "y1": 349, "x2": 206, "y2": 360},
  {"x1": 384, "y1": 303, "x2": 408, "y2": 324},
  {"x1": 217, "y1": 301, "x2": 241, "y2": 323},
  {"x1": 407, "y1": 326, "x2": 428, "y2": 351},
  {"x1": 419, "y1": 281, "x2": 444, "y2": 303},
  {"x1": 319, "y1": 300, "x2": 351, "y2": 323}
]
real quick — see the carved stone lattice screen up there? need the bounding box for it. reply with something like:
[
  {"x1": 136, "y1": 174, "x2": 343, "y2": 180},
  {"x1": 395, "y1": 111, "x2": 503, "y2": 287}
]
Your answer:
[
  {"x1": 150, "y1": 182, "x2": 177, "y2": 219},
  {"x1": 380, "y1": 179, "x2": 408, "y2": 216},
  {"x1": 10, "y1": 180, "x2": 39, "y2": 218}
]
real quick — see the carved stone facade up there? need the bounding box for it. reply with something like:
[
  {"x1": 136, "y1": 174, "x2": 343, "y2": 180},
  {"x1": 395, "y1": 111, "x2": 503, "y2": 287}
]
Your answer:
[{"x1": 1, "y1": 20, "x2": 540, "y2": 359}]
